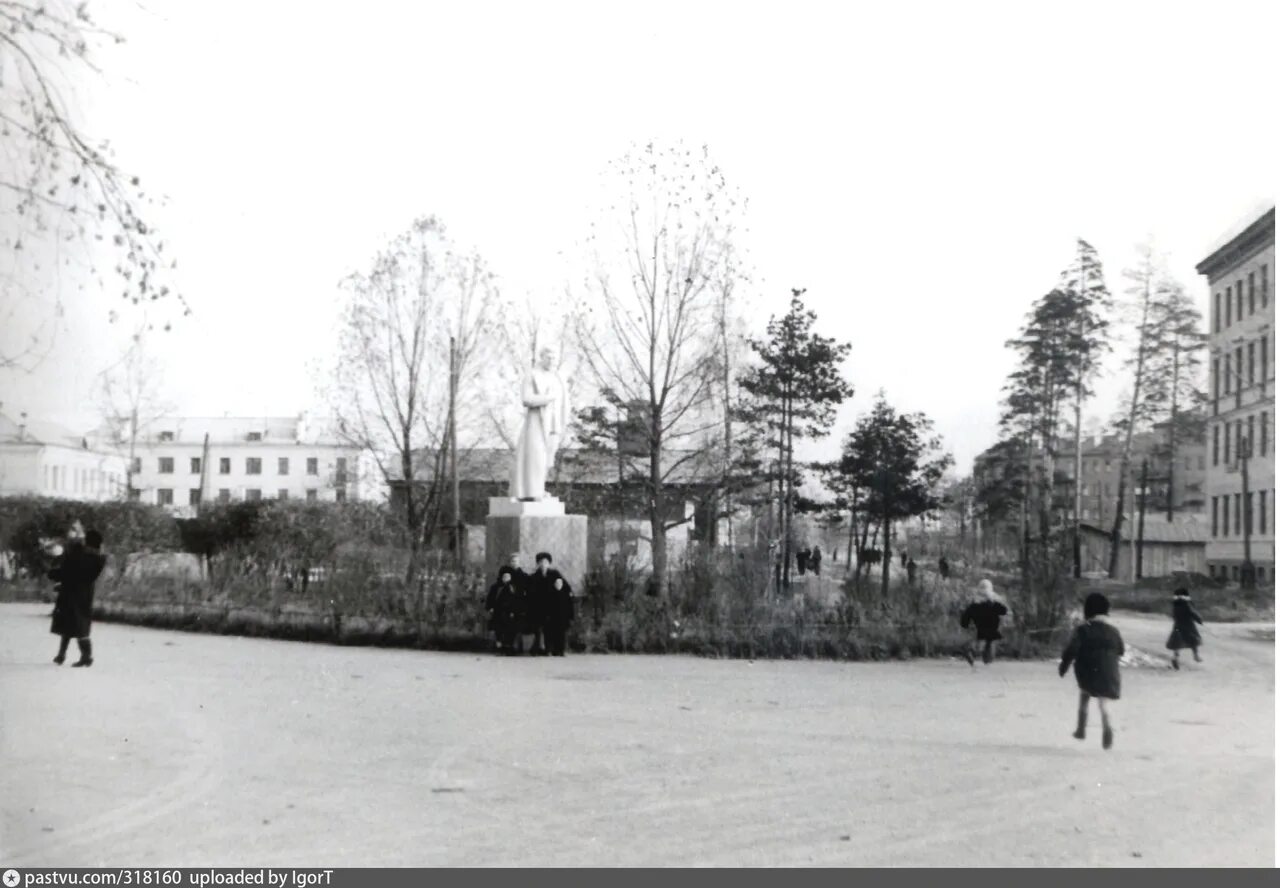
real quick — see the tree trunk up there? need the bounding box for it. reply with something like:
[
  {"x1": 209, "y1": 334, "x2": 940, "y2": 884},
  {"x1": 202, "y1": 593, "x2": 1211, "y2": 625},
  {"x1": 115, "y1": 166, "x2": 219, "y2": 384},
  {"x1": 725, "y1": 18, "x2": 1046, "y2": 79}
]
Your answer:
[
  {"x1": 1167, "y1": 342, "x2": 1180, "y2": 522},
  {"x1": 402, "y1": 434, "x2": 419, "y2": 585},
  {"x1": 1106, "y1": 454, "x2": 1131, "y2": 578},
  {"x1": 880, "y1": 513, "x2": 891, "y2": 597},
  {"x1": 1136, "y1": 458, "x2": 1149, "y2": 580},
  {"x1": 1109, "y1": 265, "x2": 1152, "y2": 575},
  {"x1": 650, "y1": 415, "x2": 668, "y2": 600},
  {"x1": 845, "y1": 486, "x2": 858, "y2": 570}
]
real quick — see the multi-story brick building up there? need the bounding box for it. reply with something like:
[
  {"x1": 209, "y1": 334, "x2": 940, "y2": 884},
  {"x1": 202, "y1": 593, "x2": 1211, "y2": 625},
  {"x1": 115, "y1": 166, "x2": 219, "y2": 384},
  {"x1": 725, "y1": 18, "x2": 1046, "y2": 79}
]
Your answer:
[
  {"x1": 103, "y1": 415, "x2": 371, "y2": 516},
  {"x1": 1197, "y1": 206, "x2": 1275, "y2": 584}
]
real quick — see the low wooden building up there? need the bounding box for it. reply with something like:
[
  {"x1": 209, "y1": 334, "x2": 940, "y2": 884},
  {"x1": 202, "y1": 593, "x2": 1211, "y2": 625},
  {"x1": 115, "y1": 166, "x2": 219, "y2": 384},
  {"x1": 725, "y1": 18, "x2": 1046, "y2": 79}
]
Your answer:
[{"x1": 1078, "y1": 514, "x2": 1208, "y2": 578}]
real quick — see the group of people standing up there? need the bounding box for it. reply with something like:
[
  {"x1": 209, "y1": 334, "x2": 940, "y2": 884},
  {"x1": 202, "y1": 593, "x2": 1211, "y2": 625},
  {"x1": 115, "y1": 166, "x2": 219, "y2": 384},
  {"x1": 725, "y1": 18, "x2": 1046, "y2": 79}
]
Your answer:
[{"x1": 484, "y1": 551, "x2": 575, "y2": 656}]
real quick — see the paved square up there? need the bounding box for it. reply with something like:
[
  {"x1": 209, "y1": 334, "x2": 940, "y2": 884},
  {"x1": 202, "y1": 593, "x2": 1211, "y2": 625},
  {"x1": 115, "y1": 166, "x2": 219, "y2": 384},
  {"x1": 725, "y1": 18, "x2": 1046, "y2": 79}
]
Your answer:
[{"x1": 0, "y1": 603, "x2": 1272, "y2": 866}]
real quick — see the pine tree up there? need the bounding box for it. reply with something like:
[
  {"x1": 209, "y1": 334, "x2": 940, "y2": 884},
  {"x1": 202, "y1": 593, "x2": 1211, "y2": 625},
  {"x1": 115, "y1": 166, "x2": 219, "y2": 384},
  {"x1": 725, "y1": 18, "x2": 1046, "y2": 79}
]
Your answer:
[
  {"x1": 1056, "y1": 239, "x2": 1113, "y2": 577},
  {"x1": 740, "y1": 290, "x2": 853, "y2": 591}
]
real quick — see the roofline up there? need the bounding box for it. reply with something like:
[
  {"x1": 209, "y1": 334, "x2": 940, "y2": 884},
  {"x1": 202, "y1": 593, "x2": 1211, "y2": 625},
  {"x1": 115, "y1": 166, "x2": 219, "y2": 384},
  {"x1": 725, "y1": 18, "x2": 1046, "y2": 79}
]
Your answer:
[{"x1": 1195, "y1": 207, "x2": 1275, "y2": 279}]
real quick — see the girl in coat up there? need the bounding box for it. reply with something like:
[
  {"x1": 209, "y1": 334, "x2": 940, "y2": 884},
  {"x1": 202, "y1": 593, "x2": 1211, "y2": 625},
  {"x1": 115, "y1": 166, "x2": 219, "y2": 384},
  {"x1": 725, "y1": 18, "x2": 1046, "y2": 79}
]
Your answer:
[
  {"x1": 1166, "y1": 588, "x2": 1204, "y2": 669},
  {"x1": 1058, "y1": 592, "x2": 1125, "y2": 750},
  {"x1": 960, "y1": 579, "x2": 1009, "y2": 665}
]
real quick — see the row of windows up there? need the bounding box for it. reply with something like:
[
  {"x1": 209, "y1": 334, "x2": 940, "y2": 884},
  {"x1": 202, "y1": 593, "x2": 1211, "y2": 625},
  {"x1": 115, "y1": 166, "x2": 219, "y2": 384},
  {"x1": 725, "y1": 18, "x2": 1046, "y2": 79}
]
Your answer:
[
  {"x1": 146, "y1": 456, "x2": 344, "y2": 477},
  {"x1": 1212, "y1": 263, "x2": 1270, "y2": 332},
  {"x1": 153, "y1": 488, "x2": 347, "y2": 505},
  {"x1": 1211, "y1": 334, "x2": 1269, "y2": 415},
  {"x1": 43, "y1": 465, "x2": 124, "y2": 496},
  {"x1": 1208, "y1": 564, "x2": 1269, "y2": 583},
  {"x1": 1210, "y1": 489, "x2": 1273, "y2": 537},
  {"x1": 1210, "y1": 412, "x2": 1270, "y2": 465}
]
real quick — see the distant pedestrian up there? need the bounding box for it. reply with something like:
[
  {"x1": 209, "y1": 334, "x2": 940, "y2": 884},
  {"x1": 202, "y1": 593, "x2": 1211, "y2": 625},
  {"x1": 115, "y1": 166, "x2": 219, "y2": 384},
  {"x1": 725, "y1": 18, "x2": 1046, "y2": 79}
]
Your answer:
[
  {"x1": 50, "y1": 525, "x2": 106, "y2": 668},
  {"x1": 960, "y1": 579, "x2": 1008, "y2": 666},
  {"x1": 810, "y1": 545, "x2": 823, "y2": 576},
  {"x1": 900, "y1": 550, "x2": 908, "y2": 569},
  {"x1": 938, "y1": 555, "x2": 950, "y2": 579},
  {"x1": 1058, "y1": 591, "x2": 1124, "y2": 750},
  {"x1": 796, "y1": 547, "x2": 809, "y2": 577},
  {"x1": 906, "y1": 557, "x2": 918, "y2": 585},
  {"x1": 1166, "y1": 588, "x2": 1204, "y2": 670}
]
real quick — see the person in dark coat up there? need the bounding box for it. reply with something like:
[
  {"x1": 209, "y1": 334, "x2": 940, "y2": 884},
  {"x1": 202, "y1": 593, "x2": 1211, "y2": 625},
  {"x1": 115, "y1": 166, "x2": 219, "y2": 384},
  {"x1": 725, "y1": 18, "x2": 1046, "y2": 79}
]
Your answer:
[
  {"x1": 809, "y1": 545, "x2": 822, "y2": 576},
  {"x1": 529, "y1": 553, "x2": 575, "y2": 657},
  {"x1": 491, "y1": 569, "x2": 528, "y2": 655},
  {"x1": 960, "y1": 579, "x2": 1008, "y2": 666},
  {"x1": 1166, "y1": 588, "x2": 1204, "y2": 669},
  {"x1": 900, "y1": 550, "x2": 908, "y2": 569},
  {"x1": 796, "y1": 547, "x2": 809, "y2": 576},
  {"x1": 906, "y1": 557, "x2": 918, "y2": 585},
  {"x1": 50, "y1": 527, "x2": 107, "y2": 668},
  {"x1": 938, "y1": 555, "x2": 950, "y2": 580},
  {"x1": 1059, "y1": 592, "x2": 1125, "y2": 750}
]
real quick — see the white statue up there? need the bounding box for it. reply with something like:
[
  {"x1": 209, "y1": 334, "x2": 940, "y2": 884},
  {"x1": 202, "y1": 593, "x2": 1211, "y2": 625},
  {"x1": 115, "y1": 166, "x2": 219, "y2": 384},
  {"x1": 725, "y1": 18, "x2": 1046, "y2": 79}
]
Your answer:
[{"x1": 511, "y1": 347, "x2": 569, "y2": 500}]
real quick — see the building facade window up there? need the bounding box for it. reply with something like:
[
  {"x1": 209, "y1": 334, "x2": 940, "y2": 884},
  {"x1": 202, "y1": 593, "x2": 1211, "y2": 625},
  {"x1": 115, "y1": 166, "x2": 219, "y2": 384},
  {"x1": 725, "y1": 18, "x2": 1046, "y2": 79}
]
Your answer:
[
  {"x1": 1263, "y1": 264, "x2": 1270, "y2": 307},
  {"x1": 336, "y1": 457, "x2": 348, "y2": 484},
  {"x1": 246, "y1": 489, "x2": 262, "y2": 501},
  {"x1": 1249, "y1": 272, "x2": 1256, "y2": 313},
  {"x1": 1223, "y1": 496, "x2": 1231, "y2": 536},
  {"x1": 1214, "y1": 292, "x2": 1221, "y2": 331},
  {"x1": 278, "y1": 457, "x2": 289, "y2": 475},
  {"x1": 1212, "y1": 357, "x2": 1220, "y2": 414},
  {"x1": 335, "y1": 489, "x2": 347, "y2": 503},
  {"x1": 1236, "y1": 280, "x2": 1243, "y2": 319},
  {"x1": 247, "y1": 432, "x2": 262, "y2": 442},
  {"x1": 1234, "y1": 493, "x2": 1241, "y2": 535},
  {"x1": 1236, "y1": 419, "x2": 1243, "y2": 460},
  {"x1": 1235, "y1": 346, "x2": 1243, "y2": 406},
  {"x1": 159, "y1": 431, "x2": 175, "y2": 442},
  {"x1": 246, "y1": 457, "x2": 262, "y2": 475},
  {"x1": 159, "y1": 457, "x2": 174, "y2": 474},
  {"x1": 218, "y1": 489, "x2": 231, "y2": 502},
  {"x1": 1262, "y1": 411, "x2": 1269, "y2": 454},
  {"x1": 1248, "y1": 342, "x2": 1255, "y2": 386},
  {"x1": 220, "y1": 457, "x2": 231, "y2": 475},
  {"x1": 131, "y1": 457, "x2": 142, "y2": 473},
  {"x1": 1262, "y1": 335, "x2": 1269, "y2": 386},
  {"x1": 1223, "y1": 353, "x2": 1231, "y2": 394},
  {"x1": 191, "y1": 457, "x2": 202, "y2": 474},
  {"x1": 306, "y1": 457, "x2": 319, "y2": 475},
  {"x1": 157, "y1": 488, "x2": 174, "y2": 506},
  {"x1": 1211, "y1": 496, "x2": 1218, "y2": 536},
  {"x1": 188, "y1": 489, "x2": 201, "y2": 506},
  {"x1": 306, "y1": 489, "x2": 318, "y2": 501},
  {"x1": 1261, "y1": 491, "x2": 1267, "y2": 534},
  {"x1": 278, "y1": 489, "x2": 289, "y2": 501},
  {"x1": 1222, "y1": 423, "x2": 1229, "y2": 463}
]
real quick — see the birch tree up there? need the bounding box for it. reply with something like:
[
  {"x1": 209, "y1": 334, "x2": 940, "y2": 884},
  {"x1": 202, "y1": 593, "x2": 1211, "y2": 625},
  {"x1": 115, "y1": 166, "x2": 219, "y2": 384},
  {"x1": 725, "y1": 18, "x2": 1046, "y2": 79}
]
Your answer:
[
  {"x1": 1, "y1": 1, "x2": 183, "y2": 371},
  {"x1": 328, "y1": 216, "x2": 497, "y2": 579},
  {"x1": 572, "y1": 142, "x2": 742, "y2": 600}
]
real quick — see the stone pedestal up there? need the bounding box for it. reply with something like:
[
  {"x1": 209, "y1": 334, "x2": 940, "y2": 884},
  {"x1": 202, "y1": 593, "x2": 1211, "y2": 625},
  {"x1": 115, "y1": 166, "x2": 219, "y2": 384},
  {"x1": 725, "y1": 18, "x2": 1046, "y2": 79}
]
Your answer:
[{"x1": 485, "y1": 497, "x2": 589, "y2": 593}]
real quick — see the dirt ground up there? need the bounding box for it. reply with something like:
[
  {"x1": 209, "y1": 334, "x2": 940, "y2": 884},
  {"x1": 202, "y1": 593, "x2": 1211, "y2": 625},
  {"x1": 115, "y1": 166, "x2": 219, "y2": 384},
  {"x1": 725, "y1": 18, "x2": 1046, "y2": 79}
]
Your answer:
[{"x1": 0, "y1": 602, "x2": 1272, "y2": 867}]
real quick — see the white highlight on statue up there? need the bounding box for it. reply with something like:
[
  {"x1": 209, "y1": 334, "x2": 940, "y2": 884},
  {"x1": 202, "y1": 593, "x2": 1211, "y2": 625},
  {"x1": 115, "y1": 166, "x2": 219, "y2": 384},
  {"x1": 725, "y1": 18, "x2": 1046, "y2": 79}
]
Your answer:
[{"x1": 511, "y1": 347, "x2": 569, "y2": 500}]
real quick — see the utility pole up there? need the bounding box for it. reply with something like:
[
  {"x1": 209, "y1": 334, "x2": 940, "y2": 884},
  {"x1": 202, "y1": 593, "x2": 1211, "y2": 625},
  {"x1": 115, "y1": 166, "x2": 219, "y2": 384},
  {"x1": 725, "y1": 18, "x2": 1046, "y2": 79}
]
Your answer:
[
  {"x1": 197, "y1": 433, "x2": 210, "y2": 515},
  {"x1": 1241, "y1": 434, "x2": 1255, "y2": 589},
  {"x1": 1136, "y1": 458, "x2": 1149, "y2": 580},
  {"x1": 448, "y1": 335, "x2": 460, "y2": 567}
]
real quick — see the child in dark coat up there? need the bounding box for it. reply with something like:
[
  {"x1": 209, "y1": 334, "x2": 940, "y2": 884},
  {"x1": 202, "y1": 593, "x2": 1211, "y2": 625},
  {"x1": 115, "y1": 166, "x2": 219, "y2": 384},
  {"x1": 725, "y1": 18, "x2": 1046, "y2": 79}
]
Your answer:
[
  {"x1": 1166, "y1": 588, "x2": 1204, "y2": 670},
  {"x1": 960, "y1": 579, "x2": 1008, "y2": 666},
  {"x1": 49, "y1": 526, "x2": 107, "y2": 668},
  {"x1": 1059, "y1": 592, "x2": 1125, "y2": 750}
]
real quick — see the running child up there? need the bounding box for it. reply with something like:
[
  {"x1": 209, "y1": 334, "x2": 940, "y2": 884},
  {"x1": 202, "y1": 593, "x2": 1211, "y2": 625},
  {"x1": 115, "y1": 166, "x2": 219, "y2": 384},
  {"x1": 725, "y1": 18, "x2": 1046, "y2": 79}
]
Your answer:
[
  {"x1": 960, "y1": 579, "x2": 1009, "y2": 665},
  {"x1": 1166, "y1": 587, "x2": 1204, "y2": 670},
  {"x1": 1058, "y1": 591, "x2": 1125, "y2": 750}
]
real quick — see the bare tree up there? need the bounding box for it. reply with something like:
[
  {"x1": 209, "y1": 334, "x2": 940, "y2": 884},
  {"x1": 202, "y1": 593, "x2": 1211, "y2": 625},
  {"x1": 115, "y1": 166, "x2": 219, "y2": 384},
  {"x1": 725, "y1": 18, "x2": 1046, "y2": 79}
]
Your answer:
[
  {"x1": 573, "y1": 142, "x2": 741, "y2": 599},
  {"x1": 94, "y1": 330, "x2": 174, "y2": 499},
  {"x1": 0, "y1": 1, "x2": 185, "y2": 372},
  {"x1": 327, "y1": 216, "x2": 497, "y2": 579}
]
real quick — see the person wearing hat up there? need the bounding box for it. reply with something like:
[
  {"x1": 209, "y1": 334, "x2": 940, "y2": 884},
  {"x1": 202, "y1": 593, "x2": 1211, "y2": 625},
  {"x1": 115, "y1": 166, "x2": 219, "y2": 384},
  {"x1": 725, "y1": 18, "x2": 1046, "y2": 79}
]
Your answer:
[
  {"x1": 1058, "y1": 592, "x2": 1125, "y2": 750},
  {"x1": 49, "y1": 524, "x2": 107, "y2": 668},
  {"x1": 959, "y1": 578, "x2": 1009, "y2": 666},
  {"x1": 1166, "y1": 587, "x2": 1204, "y2": 670}
]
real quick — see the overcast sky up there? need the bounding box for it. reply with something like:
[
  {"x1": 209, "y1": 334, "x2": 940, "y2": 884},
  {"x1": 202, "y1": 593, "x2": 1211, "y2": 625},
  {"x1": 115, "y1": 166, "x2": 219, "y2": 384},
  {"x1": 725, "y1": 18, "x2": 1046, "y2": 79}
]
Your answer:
[{"x1": 3, "y1": 0, "x2": 1277, "y2": 472}]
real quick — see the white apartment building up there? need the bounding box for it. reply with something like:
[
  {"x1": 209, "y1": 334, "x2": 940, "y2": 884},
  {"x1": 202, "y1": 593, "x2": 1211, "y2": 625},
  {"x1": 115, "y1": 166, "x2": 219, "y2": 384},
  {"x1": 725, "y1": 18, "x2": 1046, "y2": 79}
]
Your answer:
[
  {"x1": 113, "y1": 415, "x2": 371, "y2": 516},
  {"x1": 1198, "y1": 206, "x2": 1275, "y2": 584},
  {"x1": 0, "y1": 412, "x2": 129, "y2": 501}
]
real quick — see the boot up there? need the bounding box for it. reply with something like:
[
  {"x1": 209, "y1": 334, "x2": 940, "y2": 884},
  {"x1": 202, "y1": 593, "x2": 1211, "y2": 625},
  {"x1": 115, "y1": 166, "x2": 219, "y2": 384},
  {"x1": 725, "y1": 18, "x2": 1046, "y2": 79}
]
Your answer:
[
  {"x1": 71, "y1": 638, "x2": 93, "y2": 668},
  {"x1": 54, "y1": 635, "x2": 71, "y2": 665},
  {"x1": 1073, "y1": 709, "x2": 1087, "y2": 741},
  {"x1": 1102, "y1": 725, "x2": 1114, "y2": 750}
]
